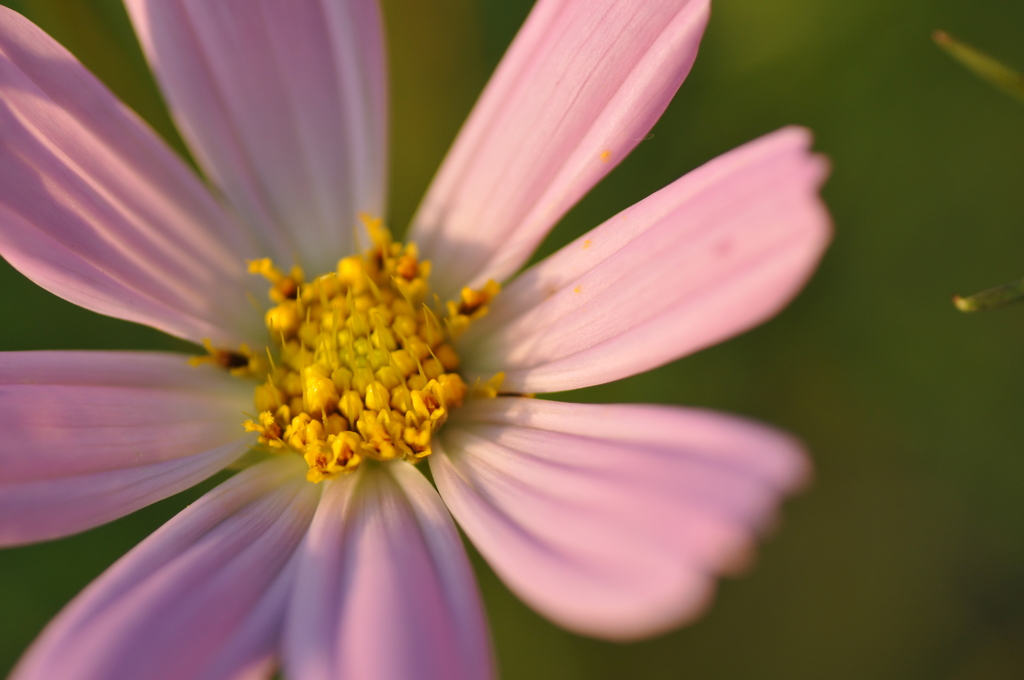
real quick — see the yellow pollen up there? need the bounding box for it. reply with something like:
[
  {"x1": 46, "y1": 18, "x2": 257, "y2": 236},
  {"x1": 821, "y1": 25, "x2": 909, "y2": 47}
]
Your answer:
[{"x1": 233, "y1": 221, "x2": 501, "y2": 483}]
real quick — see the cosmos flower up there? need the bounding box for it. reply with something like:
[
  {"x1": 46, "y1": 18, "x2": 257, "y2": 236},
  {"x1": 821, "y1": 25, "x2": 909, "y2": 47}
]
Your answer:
[{"x1": 0, "y1": 0, "x2": 831, "y2": 678}]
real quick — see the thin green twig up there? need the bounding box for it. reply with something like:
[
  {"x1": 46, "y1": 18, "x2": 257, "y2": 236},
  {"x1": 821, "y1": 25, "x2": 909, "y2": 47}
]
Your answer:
[
  {"x1": 954, "y1": 277, "x2": 1024, "y2": 312},
  {"x1": 934, "y1": 30, "x2": 1024, "y2": 105}
]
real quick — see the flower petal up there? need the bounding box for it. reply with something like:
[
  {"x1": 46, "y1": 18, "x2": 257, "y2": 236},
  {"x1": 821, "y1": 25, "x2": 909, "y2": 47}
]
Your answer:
[
  {"x1": 460, "y1": 127, "x2": 831, "y2": 393},
  {"x1": 285, "y1": 463, "x2": 493, "y2": 680},
  {"x1": 431, "y1": 397, "x2": 809, "y2": 641},
  {"x1": 410, "y1": 0, "x2": 710, "y2": 298},
  {"x1": 11, "y1": 456, "x2": 317, "y2": 680},
  {"x1": 0, "y1": 8, "x2": 262, "y2": 346},
  {"x1": 124, "y1": 0, "x2": 388, "y2": 274},
  {"x1": 0, "y1": 351, "x2": 254, "y2": 546}
]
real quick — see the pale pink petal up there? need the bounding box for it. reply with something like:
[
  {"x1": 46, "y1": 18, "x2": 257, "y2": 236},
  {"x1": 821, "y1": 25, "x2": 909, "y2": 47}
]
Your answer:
[
  {"x1": 0, "y1": 437, "x2": 252, "y2": 548},
  {"x1": 460, "y1": 127, "x2": 831, "y2": 393},
  {"x1": 410, "y1": 0, "x2": 710, "y2": 298},
  {"x1": 430, "y1": 397, "x2": 810, "y2": 641},
  {"x1": 285, "y1": 463, "x2": 493, "y2": 680},
  {"x1": 0, "y1": 351, "x2": 254, "y2": 545},
  {"x1": 0, "y1": 352, "x2": 251, "y2": 482},
  {"x1": 0, "y1": 8, "x2": 262, "y2": 346},
  {"x1": 124, "y1": 0, "x2": 387, "y2": 274},
  {"x1": 12, "y1": 456, "x2": 317, "y2": 680}
]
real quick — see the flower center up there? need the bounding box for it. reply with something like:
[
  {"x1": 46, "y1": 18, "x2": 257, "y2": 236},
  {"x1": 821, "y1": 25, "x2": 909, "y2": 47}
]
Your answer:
[{"x1": 225, "y1": 218, "x2": 501, "y2": 483}]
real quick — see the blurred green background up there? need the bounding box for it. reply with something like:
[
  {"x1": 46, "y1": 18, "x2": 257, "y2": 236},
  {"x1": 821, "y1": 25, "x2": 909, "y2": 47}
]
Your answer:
[{"x1": 2, "y1": 0, "x2": 1024, "y2": 678}]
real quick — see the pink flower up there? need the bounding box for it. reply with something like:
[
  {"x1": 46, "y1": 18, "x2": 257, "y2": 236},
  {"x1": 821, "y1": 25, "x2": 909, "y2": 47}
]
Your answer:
[{"x1": 0, "y1": 1, "x2": 831, "y2": 679}]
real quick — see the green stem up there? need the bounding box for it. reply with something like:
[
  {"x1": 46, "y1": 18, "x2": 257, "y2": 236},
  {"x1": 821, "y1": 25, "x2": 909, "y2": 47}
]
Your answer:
[
  {"x1": 954, "y1": 277, "x2": 1024, "y2": 312},
  {"x1": 934, "y1": 30, "x2": 1024, "y2": 105}
]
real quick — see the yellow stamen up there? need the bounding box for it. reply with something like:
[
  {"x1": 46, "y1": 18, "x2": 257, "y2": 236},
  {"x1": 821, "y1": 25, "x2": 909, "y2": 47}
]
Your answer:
[{"x1": 227, "y1": 224, "x2": 502, "y2": 483}]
